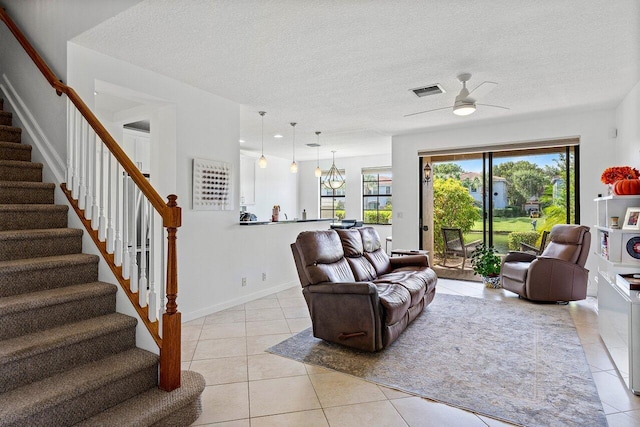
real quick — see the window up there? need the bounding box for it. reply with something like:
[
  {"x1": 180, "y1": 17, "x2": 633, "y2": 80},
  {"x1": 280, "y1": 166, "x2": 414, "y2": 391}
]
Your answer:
[
  {"x1": 320, "y1": 171, "x2": 346, "y2": 219},
  {"x1": 363, "y1": 168, "x2": 392, "y2": 224}
]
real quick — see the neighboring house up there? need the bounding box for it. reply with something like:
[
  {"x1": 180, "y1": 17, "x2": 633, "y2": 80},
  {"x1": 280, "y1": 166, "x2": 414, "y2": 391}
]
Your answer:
[{"x1": 460, "y1": 172, "x2": 508, "y2": 209}]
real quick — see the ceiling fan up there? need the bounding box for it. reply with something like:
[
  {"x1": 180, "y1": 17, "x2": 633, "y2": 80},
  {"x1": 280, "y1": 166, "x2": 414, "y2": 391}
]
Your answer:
[{"x1": 405, "y1": 73, "x2": 509, "y2": 117}]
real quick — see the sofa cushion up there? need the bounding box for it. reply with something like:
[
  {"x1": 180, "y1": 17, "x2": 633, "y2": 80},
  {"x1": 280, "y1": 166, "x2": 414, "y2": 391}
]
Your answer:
[
  {"x1": 337, "y1": 229, "x2": 377, "y2": 281},
  {"x1": 375, "y1": 283, "x2": 411, "y2": 325},
  {"x1": 295, "y1": 230, "x2": 356, "y2": 284},
  {"x1": 376, "y1": 271, "x2": 426, "y2": 306}
]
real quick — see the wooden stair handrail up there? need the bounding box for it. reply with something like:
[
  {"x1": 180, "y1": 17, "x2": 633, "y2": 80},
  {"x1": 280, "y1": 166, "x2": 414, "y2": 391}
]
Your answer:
[{"x1": 1, "y1": 7, "x2": 182, "y2": 391}]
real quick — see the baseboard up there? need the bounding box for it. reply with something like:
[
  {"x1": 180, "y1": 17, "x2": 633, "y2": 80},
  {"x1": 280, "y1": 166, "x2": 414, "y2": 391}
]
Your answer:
[
  {"x1": 182, "y1": 281, "x2": 300, "y2": 322},
  {"x1": 0, "y1": 73, "x2": 65, "y2": 183}
]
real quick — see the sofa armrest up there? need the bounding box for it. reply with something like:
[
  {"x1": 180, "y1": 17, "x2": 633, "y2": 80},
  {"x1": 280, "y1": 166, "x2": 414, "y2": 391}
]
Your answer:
[
  {"x1": 526, "y1": 257, "x2": 589, "y2": 301},
  {"x1": 307, "y1": 282, "x2": 377, "y2": 295},
  {"x1": 503, "y1": 251, "x2": 537, "y2": 263},
  {"x1": 390, "y1": 254, "x2": 429, "y2": 268}
]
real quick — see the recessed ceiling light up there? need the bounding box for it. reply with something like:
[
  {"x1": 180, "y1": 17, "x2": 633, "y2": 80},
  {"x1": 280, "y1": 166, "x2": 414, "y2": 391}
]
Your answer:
[
  {"x1": 238, "y1": 139, "x2": 245, "y2": 143},
  {"x1": 274, "y1": 134, "x2": 283, "y2": 138},
  {"x1": 94, "y1": 91, "x2": 99, "y2": 96}
]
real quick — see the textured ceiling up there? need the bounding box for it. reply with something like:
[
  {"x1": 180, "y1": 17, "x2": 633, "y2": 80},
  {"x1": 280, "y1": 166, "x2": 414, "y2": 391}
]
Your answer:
[{"x1": 73, "y1": 0, "x2": 639, "y2": 161}]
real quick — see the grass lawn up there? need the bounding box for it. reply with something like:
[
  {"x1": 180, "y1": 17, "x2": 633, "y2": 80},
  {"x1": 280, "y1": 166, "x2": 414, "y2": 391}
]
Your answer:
[{"x1": 465, "y1": 216, "x2": 547, "y2": 254}]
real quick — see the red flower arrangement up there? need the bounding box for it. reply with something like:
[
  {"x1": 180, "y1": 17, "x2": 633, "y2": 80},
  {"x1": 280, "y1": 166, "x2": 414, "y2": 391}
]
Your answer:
[{"x1": 601, "y1": 166, "x2": 640, "y2": 185}]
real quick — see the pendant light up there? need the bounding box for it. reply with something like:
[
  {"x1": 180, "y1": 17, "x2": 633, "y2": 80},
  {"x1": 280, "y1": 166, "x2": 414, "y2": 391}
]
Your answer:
[
  {"x1": 258, "y1": 111, "x2": 267, "y2": 168},
  {"x1": 323, "y1": 150, "x2": 344, "y2": 190},
  {"x1": 289, "y1": 122, "x2": 298, "y2": 173},
  {"x1": 314, "y1": 131, "x2": 322, "y2": 178}
]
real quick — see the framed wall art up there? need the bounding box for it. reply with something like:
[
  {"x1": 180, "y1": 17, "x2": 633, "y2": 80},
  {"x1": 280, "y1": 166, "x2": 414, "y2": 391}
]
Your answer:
[
  {"x1": 192, "y1": 158, "x2": 233, "y2": 211},
  {"x1": 622, "y1": 207, "x2": 640, "y2": 230}
]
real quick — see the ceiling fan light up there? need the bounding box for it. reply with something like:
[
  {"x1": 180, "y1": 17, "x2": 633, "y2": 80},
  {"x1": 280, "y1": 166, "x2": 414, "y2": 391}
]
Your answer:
[{"x1": 453, "y1": 102, "x2": 476, "y2": 116}]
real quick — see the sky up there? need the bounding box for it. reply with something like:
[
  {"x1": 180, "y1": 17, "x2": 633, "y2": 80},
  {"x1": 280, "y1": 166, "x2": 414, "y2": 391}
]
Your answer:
[{"x1": 440, "y1": 153, "x2": 561, "y2": 174}]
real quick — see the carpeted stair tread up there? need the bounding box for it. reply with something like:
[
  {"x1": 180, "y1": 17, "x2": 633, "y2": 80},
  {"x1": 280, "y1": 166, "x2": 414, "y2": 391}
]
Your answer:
[
  {"x1": 0, "y1": 204, "x2": 68, "y2": 230},
  {"x1": 76, "y1": 370, "x2": 206, "y2": 427},
  {"x1": 0, "y1": 253, "x2": 99, "y2": 297},
  {"x1": 0, "y1": 181, "x2": 54, "y2": 204},
  {"x1": 0, "y1": 159, "x2": 42, "y2": 181},
  {"x1": 0, "y1": 313, "x2": 137, "y2": 393},
  {"x1": 0, "y1": 111, "x2": 12, "y2": 126},
  {"x1": 0, "y1": 282, "x2": 117, "y2": 340},
  {"x1": 0, "y1": 228, "x2": 83, "y2": 261},
  {"x1": 0, "y1": 348, "x2": 158, "y2": 427},
  {"x1": 0, "y1": 141, "x2": 30, "y2": 162},
  {"x1": 0, "y1": 312, "x2": 136, "y2": 364},
  {"x1": 0, "y1": 124, "x2": 21, "y2": 143}
]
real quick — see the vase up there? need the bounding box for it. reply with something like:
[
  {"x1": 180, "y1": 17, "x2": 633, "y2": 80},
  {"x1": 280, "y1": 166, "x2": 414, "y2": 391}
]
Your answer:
[{"x1": 482, "y1": 275, "x2": 501, "y2": 289}]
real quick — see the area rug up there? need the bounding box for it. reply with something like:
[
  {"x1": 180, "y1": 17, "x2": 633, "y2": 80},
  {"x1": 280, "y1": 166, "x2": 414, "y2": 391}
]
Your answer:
[{"x1": 268, "y1": 294, "x2": 606, "y2": 427}]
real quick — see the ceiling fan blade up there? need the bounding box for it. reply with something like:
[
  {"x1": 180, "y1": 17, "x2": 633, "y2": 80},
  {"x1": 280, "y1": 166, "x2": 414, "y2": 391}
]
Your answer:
[
  {"x1": 404, "y1": 106, "x2": 453, "y2": 117},
  {"x1": 477, "y1": 103, "x2": 510, "y2": 110},
  {"x1": 468, "y1": 81, "x2": 498, "y2": 100}
]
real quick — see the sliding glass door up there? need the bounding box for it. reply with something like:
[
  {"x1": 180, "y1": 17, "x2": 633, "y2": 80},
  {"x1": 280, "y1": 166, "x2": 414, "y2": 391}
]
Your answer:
[{"x1": 422, "y1": 143, "x2": 578, "y2": 274}]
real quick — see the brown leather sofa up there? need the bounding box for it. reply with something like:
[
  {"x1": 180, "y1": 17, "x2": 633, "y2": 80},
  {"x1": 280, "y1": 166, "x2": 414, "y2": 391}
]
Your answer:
[
  {"x1": 291, "y1": 227, "x2": 437, "y2": 351},
  {"x1": 501, "y1": 224, "x2": 591, "y2": 302}
]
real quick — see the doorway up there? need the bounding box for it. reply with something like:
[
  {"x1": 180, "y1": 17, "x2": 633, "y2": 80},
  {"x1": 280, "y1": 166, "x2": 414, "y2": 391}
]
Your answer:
[{"x1": 421, "y1": 141, "x2": 579, "y2": 278}]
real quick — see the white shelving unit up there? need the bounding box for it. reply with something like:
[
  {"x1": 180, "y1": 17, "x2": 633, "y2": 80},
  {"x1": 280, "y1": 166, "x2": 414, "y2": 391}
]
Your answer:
[{"x1": 595, "y1": 194, "x2": 640, "y2": 394}]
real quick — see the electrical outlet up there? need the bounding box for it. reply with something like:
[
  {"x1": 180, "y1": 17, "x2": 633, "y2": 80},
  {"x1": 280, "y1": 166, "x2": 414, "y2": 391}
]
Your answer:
[
  {"x1": 262, "y1": 273, "x2": 267, "y2": 281},
  {"x1": 241, "y1": 277, "x2": 247, "y2": 287}
]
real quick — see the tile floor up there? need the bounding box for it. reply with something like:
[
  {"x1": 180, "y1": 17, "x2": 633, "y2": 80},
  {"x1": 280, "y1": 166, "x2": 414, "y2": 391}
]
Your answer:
[{"x1": 183, "y1": 278, "x2": 640, "y2": 426}]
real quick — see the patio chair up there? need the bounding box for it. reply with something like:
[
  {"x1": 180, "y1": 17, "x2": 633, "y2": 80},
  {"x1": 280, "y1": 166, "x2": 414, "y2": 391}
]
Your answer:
[
  {"x1": 441, "y1": 227, "x2": 481, "y2": 270},
  {"x1": 519, "y1": 230, "x2": 550, "y2": 255}
]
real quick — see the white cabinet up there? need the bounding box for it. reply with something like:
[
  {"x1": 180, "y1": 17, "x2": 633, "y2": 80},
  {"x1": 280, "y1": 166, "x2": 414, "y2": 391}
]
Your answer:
[
  {"x1": 596, "y1": 195, "x2": 640, "y2": 394},
  {"x1": 240, "y1": 155, "x2": 256, "y2": 205}
]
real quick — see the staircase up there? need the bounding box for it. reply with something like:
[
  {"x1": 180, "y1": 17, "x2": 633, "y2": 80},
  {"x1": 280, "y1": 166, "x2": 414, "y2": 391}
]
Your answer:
[{"x1": 0, "y1": 103, "x2": 205, "y2": 426}]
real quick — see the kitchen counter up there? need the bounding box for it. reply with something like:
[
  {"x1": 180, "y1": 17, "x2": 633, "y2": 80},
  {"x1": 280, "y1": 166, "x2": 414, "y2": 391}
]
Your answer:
[{"x1": 239, "y1": 219, "x2": 333, "y2": 226}]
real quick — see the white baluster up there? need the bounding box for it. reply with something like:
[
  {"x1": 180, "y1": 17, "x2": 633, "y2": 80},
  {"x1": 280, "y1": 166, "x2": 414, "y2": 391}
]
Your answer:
[
  {"x1": 148, "y1": 208, "x2": 157, "y2": 322},
  {"x1": 106, "y1": 152, "x2": 114, "y2": 252},
  {"x1": 78, "y1": 119, "x2": 87, "y2": 210},
  {"x1": 139, "y1": 197, "x2": 148, "y2": 307},
  {"x1": 71, "y1": 108, "x2": 80, "y2": 199},
  {"x1": 98, "y1": 141, "x2": 106, "y2": 240},
  {"x1": 66, "y1": 99, "x2": 74, "y2": 188},
  {"x1": 129, "y1": 179, "x2": 138, "y2": 293},
  {"x1": 91, "y1": 135, "x2": 100, "y2": 229},
  {"x1": 122, "y1": 173, "x2": 130, "y2": 278},
  {"x1": 85, "y1": 129, "x2": 95, "y2": 221}
]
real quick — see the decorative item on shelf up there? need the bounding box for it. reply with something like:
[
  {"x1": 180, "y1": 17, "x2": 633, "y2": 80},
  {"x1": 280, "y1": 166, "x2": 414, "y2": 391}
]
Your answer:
[
  {"x1": 258, "y1": 111, "x2": 267, "y2": 169},
  {"x1": 302, "y1": 209, "x2": 307, "y2": 220},
  {"x1": 623, "y1": 207, "x2": 640, "y2": 230},
  {"x1": 289, "y1": 122, "x2": 298, "y2": 173},
  {"x1": 323, "y1": 150, "x2": 344, "y2": 190},
  {"x1": 601, "y1": 166, "x2": 640, "y2": 195},
  {"x1": 610, "y1": 216, "x2": 620, "y2": 229},
  {"x1": 614, "y1": 178, "x2": 640, "y2": 195},
  {"x1": 314, "y1": 132, "x2": 322, "y2": 178},
  {"x1": 470, "y1": 243, "x2": 502, "y2": 288},
  {"x1": 272, "y1": 205, "x2": 280, "y2": 222}
]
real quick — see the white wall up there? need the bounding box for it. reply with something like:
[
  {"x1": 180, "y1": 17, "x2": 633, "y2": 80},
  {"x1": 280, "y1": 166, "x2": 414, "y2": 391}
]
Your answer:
[
  {"x1": 0, "y1": 0, "x2": 141, "y2": 167},
  {"x1": 615, "y1": 79, "x2": 640, "y2": 166},
  {"x1": 392, "y1": 109, "x2": 618, "y2": 295},
  {"x1": 253, "y1": 155, "x2": 298, "y2": 222}
]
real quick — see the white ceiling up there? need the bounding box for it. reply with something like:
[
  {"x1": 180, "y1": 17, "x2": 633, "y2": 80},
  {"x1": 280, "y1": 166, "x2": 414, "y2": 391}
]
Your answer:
[{"x1": 73, "y1": 0, "x2": 639, "y2": 161}]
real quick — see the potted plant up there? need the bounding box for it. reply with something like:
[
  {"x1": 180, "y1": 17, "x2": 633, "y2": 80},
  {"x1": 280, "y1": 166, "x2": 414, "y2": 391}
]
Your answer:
[{"x1": 470, "y1": 243, "x2": 502, "y2": 288}]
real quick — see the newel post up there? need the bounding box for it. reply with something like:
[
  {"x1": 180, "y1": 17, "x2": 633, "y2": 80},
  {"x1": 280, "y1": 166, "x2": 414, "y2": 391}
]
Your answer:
[{"x1": 159, "y1": 194, "x2": 182, "y2": 391}]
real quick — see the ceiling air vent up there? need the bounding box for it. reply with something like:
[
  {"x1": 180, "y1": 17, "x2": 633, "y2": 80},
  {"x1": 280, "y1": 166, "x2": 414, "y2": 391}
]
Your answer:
[
  {"x1": 410, "y1": 84, "x2": 445, "y2": 97},
  {"x1": 306, "y1": 143, "x2": 320, "y2": 147}
]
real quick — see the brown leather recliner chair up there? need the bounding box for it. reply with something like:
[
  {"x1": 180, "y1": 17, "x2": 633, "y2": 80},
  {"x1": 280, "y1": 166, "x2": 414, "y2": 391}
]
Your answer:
[
  {"x1": 291, "y1": 227, "x2": 437, "y2": 351},
  {"x1": 501, "y1": 224, "x2": 591, "y2": 302}
]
